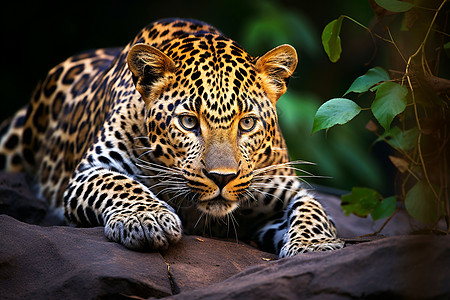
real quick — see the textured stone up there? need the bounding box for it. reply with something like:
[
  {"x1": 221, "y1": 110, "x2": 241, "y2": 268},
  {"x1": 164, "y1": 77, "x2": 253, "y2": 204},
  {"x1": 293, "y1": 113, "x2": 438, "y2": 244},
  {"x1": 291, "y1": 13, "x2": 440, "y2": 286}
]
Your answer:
[
  {"x1": 0, "y1": 172, "x2": 47, "y2": 225},
  {"x1": 0, "y1": 215, "x2": 172, "y2": 299},
  {"x1": 0, "y1": 171, "x2": 449, "y2": 299},
  {"x1": 161, "y1": 235, "x2": 277, "y2": 293},
  {"x1": 162, "y1": 234, "x2": 450, "y2": 300}
]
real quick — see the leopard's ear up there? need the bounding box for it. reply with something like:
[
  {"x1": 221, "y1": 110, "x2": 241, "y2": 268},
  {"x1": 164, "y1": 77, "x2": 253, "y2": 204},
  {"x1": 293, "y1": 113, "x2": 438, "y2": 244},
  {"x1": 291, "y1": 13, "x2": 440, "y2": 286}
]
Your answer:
[
  {"x1": 255, "y1": 44, "x2": 297, "y2": 105},
  {"x1": 127, "y1": 43, "x2": 176, "y2": 105}
]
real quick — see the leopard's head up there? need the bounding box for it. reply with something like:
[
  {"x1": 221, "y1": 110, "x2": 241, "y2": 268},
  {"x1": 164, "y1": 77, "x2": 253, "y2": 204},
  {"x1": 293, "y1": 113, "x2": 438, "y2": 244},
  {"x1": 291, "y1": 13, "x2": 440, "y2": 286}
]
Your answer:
[{"x1": 127, "y1": 33, "x2": 297, "y2": 217}]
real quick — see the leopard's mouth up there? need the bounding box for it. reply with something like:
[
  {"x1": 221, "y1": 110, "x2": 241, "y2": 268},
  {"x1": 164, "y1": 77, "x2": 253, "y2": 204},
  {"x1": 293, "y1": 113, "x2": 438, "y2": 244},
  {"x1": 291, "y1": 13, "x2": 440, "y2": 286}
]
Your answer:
[{"x1": 197, "y1": 196, "x2": 238, "y2": 217}]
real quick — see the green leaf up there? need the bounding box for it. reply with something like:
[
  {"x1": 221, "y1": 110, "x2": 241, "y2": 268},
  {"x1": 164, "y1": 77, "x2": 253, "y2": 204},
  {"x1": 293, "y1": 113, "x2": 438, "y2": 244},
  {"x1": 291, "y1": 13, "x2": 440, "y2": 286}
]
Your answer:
[
  {"x1": 375, "y1": 0, "x2": 414, "y2": 12},
  {"x1": 371, "y1": 196, "x2": 396, "y2": 220},
  {"x1": 405, "y1": 181, "x2": 439, "y2": 224},
  {"x1": 376, "y1": 127, "x2": 419, "y2": 151},
  {"x1": 388, "y1": 127, "x2": 419, "y2": 151},
  {"x1": 371, "y1": 82, "x2": 408, "y2": 131},
  {"x1": 444, "y1": 41, "x2": 450, "y2": 51},
  {"x1": 443, "y1": 42, "x2": 450, "y2": 58},
  {"x1": 341, "y1": 187, "x2": 382, "y2": 218},
  {"x1": 322, "y1": 16, "x2": 344, "y2": 63},
  {"x1": 312, "y1": 98, "x2": 361, "y2": 133},
  {"x1": 344, "y1": 67, "x2": 390, "y2": 95},
  {"x1": 360, "y1": 197, "x2": 379, "y2": 211}
]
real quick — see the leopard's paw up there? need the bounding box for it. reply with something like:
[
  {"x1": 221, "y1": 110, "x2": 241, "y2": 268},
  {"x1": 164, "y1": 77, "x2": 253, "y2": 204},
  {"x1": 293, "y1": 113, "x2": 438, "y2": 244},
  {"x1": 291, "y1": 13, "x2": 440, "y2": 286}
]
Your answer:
[
  {"x1": 105, "y1": 208, "x2": 182, "y2": 250},
  {"x1": 279, "y1": 237, "x2": 344, "y2": 258}
]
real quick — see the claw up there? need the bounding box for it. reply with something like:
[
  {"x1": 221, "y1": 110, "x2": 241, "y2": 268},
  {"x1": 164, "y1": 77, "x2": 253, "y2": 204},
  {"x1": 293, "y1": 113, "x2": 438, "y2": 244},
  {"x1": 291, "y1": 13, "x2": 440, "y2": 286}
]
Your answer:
[
  {"x1": 104, "y1": 209, "x2": 182, "y2": 250},
  {"x1": 279, "y1": 239, "x2": 344, "y2": 258}
]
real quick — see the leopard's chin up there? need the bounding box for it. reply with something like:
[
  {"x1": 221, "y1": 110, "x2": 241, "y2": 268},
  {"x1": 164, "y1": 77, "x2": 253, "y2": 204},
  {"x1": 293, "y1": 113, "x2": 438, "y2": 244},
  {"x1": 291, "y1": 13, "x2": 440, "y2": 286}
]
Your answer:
[{"x1": 197, "y1": 196, "x2": 238, "y2": 217}]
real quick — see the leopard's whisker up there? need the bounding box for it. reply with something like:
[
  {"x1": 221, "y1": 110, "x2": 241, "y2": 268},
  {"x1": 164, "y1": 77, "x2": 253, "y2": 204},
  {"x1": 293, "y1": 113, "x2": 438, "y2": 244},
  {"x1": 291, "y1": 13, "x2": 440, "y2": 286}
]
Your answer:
[
  {"x1": 144, "y1": 178, "x2": 183, "y2": 190},
  {"x1": 252, "y1": 174, "x2": 330, "y2": 180},
  {"x1": 194, "y1": 212, "x2": 206, "y2": 229},
  {"x1": 248, "y1": 186, "x2": 283, "y2": 203},
  {"x1": 243, "y1": 189, "x2": 258, "y2": 204},
  {"x1": 137, "y1": 168, "x2": 184, "y2": 179},
  {"x1": 136, "y1": 160, "x2": 183, "y2": 174},
  {"x1": 253, "y1": 165, "x2": 314, "y2": 177},
  {"x1": 230, "y1": 212, "x2": 239, "y2": 242},
  {"x1": 152, "y1": 180, "x2": 187, "y2": 194},
  {"x1": 251, "y1": 177, "x2": 313, "y2": 190},
  {"x1": 253, "y1": 160, "x2": 316, "y2": 176},
  {"x1": 168, "y1": 191, "x2": 191, "y2": 207}
]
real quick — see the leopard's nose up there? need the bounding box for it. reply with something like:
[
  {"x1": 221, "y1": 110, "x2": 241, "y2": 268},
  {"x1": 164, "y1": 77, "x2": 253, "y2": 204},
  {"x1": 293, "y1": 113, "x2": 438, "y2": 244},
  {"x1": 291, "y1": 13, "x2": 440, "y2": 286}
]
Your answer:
[{"x1": 203, "y1": 170, "x2": 238, "y2": 189}]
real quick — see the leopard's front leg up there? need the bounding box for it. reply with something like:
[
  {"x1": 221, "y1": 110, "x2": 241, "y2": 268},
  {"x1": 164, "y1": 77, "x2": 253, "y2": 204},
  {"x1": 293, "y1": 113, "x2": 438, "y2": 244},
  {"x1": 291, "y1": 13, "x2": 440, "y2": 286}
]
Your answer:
[
  {"x1": 64, "y1": 166, "x2": 182, "y2": 250},
  {"x1": 257, "y1": 190, "x2": 344, "y2": 258}
]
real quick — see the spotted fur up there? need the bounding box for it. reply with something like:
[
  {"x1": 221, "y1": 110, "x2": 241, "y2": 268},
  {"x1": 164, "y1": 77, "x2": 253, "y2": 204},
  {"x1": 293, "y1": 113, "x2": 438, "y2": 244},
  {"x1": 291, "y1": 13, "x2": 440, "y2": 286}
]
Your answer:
[{"x1": 0, "y1": 18, "x2": 343, "y2": 257}]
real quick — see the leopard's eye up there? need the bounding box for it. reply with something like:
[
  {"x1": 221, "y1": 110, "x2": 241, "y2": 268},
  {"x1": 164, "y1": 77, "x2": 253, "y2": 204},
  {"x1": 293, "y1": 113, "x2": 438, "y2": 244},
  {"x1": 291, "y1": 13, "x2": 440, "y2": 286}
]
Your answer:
[
  {"x1": 180, "y1": 115, "x2": 199, "y2": 131},
  {"x1": 239, "y1": 117, "x2": 256, "y2": 132}
]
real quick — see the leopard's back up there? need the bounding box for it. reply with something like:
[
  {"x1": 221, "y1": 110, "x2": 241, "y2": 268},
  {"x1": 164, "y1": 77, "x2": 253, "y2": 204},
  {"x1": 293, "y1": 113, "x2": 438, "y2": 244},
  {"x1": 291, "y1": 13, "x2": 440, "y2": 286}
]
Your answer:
[{"x1": 0, "y1": 19, "x2": 224, "y2": 206}]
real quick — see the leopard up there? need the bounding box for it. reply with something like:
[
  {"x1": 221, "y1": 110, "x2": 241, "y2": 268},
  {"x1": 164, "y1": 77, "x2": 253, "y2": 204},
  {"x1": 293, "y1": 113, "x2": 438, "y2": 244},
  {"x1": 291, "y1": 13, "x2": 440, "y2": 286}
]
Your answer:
[{"x1": 0, "y1": 18, "x2": 344, "y2": 258}]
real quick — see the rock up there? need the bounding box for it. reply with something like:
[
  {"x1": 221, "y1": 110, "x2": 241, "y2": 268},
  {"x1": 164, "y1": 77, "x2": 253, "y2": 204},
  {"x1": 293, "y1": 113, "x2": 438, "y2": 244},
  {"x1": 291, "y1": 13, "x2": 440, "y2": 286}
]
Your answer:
[
  {"x1": 161, "y1": 236, "x2": 277, "y2": 293},
  {"x1": 0, "y1": 214, "x2": 278, "y2": 299},
  {"x1": 161, "y1": 234, "x2": 450, "y2": 300},
  {"x1": 0, "y1": 215, "x2": 172, "y2": 299},
  {"x1": 0, "y1": 172, "x2": 48, "y2": 225},
  {"x1": 0, "y1": 171, "x2": 449, "y2": 299}
]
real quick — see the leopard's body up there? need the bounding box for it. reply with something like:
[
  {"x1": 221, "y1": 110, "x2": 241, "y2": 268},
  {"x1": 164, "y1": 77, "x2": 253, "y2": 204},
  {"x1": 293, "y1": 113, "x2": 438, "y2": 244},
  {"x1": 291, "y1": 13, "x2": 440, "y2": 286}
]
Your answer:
[{"x1": 0, "y1": 18, "x2": 343, "y2": 257}]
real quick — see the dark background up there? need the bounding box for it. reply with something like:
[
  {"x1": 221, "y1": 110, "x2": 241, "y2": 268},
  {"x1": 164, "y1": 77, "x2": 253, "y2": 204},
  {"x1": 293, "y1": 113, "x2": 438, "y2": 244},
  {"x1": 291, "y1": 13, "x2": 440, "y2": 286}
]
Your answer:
[{"x1": 0, "y1": 0, "x2": 394, "y2": 195}]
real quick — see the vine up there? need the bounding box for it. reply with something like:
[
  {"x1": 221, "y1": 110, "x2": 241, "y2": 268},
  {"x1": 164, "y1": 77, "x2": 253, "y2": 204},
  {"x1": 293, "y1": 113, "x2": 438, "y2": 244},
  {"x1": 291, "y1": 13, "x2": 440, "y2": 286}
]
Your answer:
[{"x1": 313, "y1": 0, "x2": 449, "y2": 233}]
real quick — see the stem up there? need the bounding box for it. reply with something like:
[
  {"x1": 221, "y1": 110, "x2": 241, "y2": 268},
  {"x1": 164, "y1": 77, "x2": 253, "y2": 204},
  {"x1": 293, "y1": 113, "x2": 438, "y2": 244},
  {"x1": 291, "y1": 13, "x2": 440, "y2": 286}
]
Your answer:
[
  {"x1": 405, "y1": 0, "x2": 448, "y2": 76},
  {"x1": 374, "y1": 198, "x2": 402, "y2": 235},
  {"x1": 433, "y1": 29, "x2": 450, "y2": 37},
  {"x1": 422, "y1": 0, "x2": 448, "y2": 50},
  {"x1": 406, "y1": 72, "x2": 440, "y2": 201},
  {"x1": 417, "y1": 133, "x2": 439, "y2": 200},
  {"x1": 406, "y1": 74, "x2": 422, "y2": 131},
  {"x1": 387, "y1": 27, "x2": 407, "y2": 64},
  {"x1": 343, "y1": 15, "x2": 393, "y2": 43},
  {"x1": 382, "y1": 137, "x2": 418, "y2": 165}
]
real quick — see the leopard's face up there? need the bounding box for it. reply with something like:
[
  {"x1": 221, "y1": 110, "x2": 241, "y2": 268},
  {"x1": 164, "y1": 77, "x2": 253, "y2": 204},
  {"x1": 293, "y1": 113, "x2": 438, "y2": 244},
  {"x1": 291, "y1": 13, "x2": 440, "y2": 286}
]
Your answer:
[
  {"x1": 159, "y1": 85, "x2": 270, "y2": 217},
  {"x1": 128, "y1": 34, "x2": 297, "y2": 217}
]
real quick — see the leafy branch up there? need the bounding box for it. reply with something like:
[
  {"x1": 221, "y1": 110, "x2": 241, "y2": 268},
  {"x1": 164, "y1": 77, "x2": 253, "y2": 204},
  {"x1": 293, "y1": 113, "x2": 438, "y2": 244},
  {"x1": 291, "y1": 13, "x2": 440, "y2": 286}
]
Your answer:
[{"x1": 314, "y1": 0, "x2": 449, "y2": 233}]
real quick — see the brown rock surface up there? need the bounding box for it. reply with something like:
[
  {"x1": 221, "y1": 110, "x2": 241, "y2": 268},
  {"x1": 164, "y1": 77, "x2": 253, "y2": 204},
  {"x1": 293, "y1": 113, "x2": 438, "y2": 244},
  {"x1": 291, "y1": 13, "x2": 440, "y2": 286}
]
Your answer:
[
  {"x1": 0, "y1": 215, "x2": 172, "y2": 299},
  {"x1": 161, "y1": 234, "x2": 450, "y2": 300},
  {"x1": 161, "y1": 235, "x2": 277, "y2": 293},
  {"x1": 0, "y1": 171, "x2": 449, "y2": 299},
  {"x1": 0, "y1": 172, "x2": 48, "y2": 224}
]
